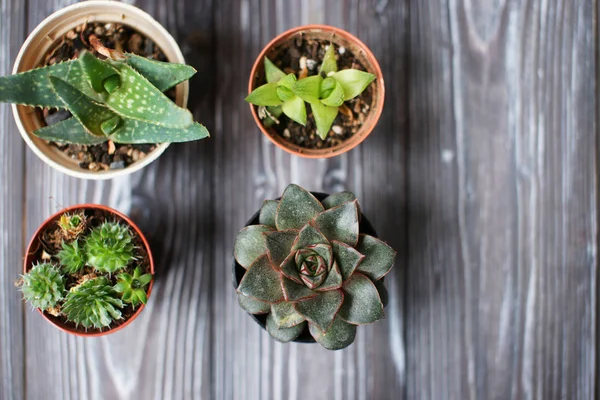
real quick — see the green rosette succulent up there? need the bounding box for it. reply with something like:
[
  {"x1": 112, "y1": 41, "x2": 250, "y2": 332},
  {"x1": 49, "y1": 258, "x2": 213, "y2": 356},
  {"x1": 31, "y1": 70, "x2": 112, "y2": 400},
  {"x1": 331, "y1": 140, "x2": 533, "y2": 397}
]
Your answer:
[
  {"x1": 114, "y1": 266, "x2": 153, "y2": 308},
  {"x1": 62, "y1": 276, "x2": 123, "y2": 329},
  {"x1": 19, "y1": 263, "x2": 66, "y2": 310},
  {"x1": 57, "y1": 240, "x2": 87, "y2": 274},
  {"x1": 85, "y1": 222, "x2": 135, "y2": 274},
  {"x1": 234, "y1": 184, "x2": 396, "y2": 350}
]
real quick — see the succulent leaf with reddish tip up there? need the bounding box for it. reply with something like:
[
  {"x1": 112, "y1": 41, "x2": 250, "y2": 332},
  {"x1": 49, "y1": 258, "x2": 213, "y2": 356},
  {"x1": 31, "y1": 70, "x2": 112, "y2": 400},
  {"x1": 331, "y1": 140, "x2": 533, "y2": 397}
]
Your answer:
[{"x1": 234, "y1": 184, "x2": 396, "y2": 350}]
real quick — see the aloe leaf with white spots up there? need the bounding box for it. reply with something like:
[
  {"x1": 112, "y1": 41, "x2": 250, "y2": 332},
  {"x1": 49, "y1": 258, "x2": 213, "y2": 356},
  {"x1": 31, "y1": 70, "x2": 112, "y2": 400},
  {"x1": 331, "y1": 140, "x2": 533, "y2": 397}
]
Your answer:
[
  {"x1": 234, "y1": 184, "x2": 396, "y2": 350},
  {"x1": 124, "y1": 54, "x2": 196, "y2": 91}
]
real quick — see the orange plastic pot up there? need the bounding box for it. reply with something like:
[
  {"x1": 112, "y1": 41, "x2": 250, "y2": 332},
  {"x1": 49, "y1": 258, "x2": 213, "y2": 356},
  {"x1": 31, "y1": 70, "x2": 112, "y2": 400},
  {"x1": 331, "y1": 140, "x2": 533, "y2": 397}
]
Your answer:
[
  {"x1": 248, "y1": 25, "x2": 385, "y2": 158},
  {"x1": 23, "y1": 204, "x2": 154, "y2": 337}
]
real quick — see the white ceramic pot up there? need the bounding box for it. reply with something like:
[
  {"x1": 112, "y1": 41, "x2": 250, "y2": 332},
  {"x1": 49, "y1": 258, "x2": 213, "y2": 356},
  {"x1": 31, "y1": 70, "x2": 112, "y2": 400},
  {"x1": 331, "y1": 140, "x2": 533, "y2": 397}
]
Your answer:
[{"x1": 12, "y1": 0, "x2": 188, "y2": 179}]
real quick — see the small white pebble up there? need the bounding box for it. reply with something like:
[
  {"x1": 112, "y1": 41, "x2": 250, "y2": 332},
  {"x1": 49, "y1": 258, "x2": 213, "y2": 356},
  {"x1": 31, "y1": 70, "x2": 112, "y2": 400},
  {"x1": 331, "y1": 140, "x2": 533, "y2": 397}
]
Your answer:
[
  {"x1": 338, "y1": 46, "x2": 346, "y2": 55},
  {"x1": 283, "y1": 129, "x2": 291, "y2": 138},
  {"x1": 306, "y1": 59, "x2": 317, "y2": 70},
  {"x1": 332, "y1": 125, "x2": 343, "y2": 135}
]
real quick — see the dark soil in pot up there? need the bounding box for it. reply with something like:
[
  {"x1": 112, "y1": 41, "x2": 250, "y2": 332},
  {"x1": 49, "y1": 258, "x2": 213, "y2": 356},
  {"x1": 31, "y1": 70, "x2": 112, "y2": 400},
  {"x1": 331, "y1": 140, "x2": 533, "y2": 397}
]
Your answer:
[
  {"x1": 258, "y1": 37, "x2": 374, "y2": 150},
  {"x1": 232, "y1": 192, "x2": 380, "y2": 343},
  {"x1": 24, "y1": 206, "x2": 152, "y2": 334},
  {"x1": 37, "y1": 22, "x2": 175, "y2": 172}
]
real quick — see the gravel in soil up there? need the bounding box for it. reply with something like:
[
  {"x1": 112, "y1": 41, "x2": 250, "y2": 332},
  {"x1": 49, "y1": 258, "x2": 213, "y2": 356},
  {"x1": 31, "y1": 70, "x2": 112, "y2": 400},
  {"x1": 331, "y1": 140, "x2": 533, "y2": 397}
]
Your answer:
[
  {"x1": 38, "y1": 22, "x2": 175, "y2": 171},
  {"x1": 258, "y1": 36, "x2": 374, "y2": 149}
]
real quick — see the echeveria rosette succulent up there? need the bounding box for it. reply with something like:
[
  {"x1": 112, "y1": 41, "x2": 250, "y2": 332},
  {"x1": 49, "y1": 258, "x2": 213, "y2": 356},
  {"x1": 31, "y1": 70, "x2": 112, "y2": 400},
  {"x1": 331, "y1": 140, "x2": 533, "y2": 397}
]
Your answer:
[{"x1": 234, "y1": 184, "x2": 396, "y2": 350}]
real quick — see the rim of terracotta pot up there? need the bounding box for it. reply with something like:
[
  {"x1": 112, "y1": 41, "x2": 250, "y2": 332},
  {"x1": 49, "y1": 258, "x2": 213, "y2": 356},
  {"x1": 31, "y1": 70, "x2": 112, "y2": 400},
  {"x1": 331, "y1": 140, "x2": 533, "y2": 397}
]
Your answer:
[
  {"x1": 23, "y1": 204, "x2": 155, "y2": 337},
  {"x1": 248, "y1": 24, "x2": 385, "y2": 159},
  {"x1": 231, "y1": 192, "x2": 380, "y2": 343},
  {"x1": 11, "y1": 0, "x2": 189, "y2": 180}
]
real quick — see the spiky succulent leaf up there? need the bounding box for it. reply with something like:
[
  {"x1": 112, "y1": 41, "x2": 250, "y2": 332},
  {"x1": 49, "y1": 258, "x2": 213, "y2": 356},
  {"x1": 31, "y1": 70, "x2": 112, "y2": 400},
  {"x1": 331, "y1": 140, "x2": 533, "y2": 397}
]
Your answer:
[
  {"x1": 57, "y1": 240, "x2": 87, "y2": 274},
  {"x1": 270, "y1": 302, "x2": 306, "y2": 328},
  {"x1": 312, "y1": 201, "x2": 359, "y2": 246},
  {"x1": 311, "y1": 101, "x2": 338, "y2": 140},
  {"x1": 234, "y1": 225, "x2": 274, "y2": 269},
  {"x1": 322, "y1": 192, "x2": 357, "y2": 209},
  {"x1": 237, "y1": 255, "x2": 284, "y2": 303},
  {"x1": 35, "y1": 117, "x2": 108, "y2": 144},
  {"x1": 320, "y1": 45, "x2": 338, "y2": 75},
  {"x1": 332, "y1": 240, "x2": 364, "y2": 280},
  {"x1": 85, "y1": 222, "x2": 135, "y2": 274},
  {"x1": 332, "y1": 69, "x2": 376, "y2": 100},
  {"x1": 125, "y1": 54, "x2": 196, "y2": 91},
  {"x1": 294, "y1": 289, "x2": 344, "y2": 332},
  {"x1": 309, "y1": 316, "x2": 356, "y2": 350},
  {"x1": 63, "y1": 276, "x2": 123, "y2": 329},
  {"x1": 108, "y1": 120, "x2": 209, "y2": 144},
  {"x1": 114, "y1": 266, "x2": 152, "y2": 308},
  {"x1": 266, "y1": 313, "x2": 306, "y2": 343},
  {"x1": 238, "y1": 293, "x2": 271, "y2": 314},
  {"x1": 79, "y1": 50, "x2": 120, "y2": 93},
  {"x1": 104, "y1": 62, "x2": 193, "y2": 128},
  {"x1": 259, "y1": 200, "x2": 278, "y2": 228},
  {"x1": 338, "y1": 272, "x2": 384, "y2": 324},
  {"x1": 292, "y1": 75, "x2": 322, "y2": 104},
  {"x1": 355, "y1": 234, "x2": 396, "y2": 280},
  {"x1": 20, "y1": 263, "x2": 65, "y2": 310},
  {"x1": 245, "y1": 82, "x2": 283, "y2": 106},
  {"x1": 265, "y1": 229, "x2": 299, "y2": 266},
  {"x1": 276, "y1": 184, "x2": 324, "y2": 230},
  {"x1": 264, "y1": 57, "x2": 286, "y2": 84},
  {"x1": 281, "y1": 95, "x2": 307, "y2": 126}
]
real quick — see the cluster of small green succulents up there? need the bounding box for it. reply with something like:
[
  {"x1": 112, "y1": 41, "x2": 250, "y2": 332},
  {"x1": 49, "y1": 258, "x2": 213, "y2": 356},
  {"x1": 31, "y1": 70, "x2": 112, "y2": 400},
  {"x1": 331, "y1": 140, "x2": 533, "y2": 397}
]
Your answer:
[
  {"x1": 18, "y1": 214, "x2": 152, "y2": 330},
  {"x1": 0, "y1": 39, "x2": 209, "y2": 144},
  {"x1": 245, "y1": 45, "x2": 375, "y2": 139},
  {"x1": 234, "y1": 184, "x2": 396, "y2": 350}
]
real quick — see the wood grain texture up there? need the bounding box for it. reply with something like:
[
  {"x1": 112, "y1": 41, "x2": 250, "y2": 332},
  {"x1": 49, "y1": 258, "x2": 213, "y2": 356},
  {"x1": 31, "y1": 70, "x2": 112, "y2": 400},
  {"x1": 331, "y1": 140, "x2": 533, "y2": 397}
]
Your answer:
[{"x1": 0, "y1": 0, "x2": 596, "y2": 399}]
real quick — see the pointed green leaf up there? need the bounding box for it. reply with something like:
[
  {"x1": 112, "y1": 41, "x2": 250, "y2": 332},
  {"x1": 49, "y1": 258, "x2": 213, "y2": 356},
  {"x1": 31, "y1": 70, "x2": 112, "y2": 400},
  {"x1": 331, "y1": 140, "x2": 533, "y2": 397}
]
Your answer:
[
  {"x1": 49, "y1": 76, "x2": 114, "y2": 137},
  {"x1": 138, "y1": 274, "x2": 153, "y2": 286},
  {"x1": 282, "y1": 276, "x2": 318, "y2": 301},
  {"x1": 79, "y1": 50, "x2": 119, "y2": 93},
  {"x1": 265, "y1": 229, "x2": 299, "y2": 267},
  {"x1": 355, "y1": 234, "x2": 396, "y2": 280},
  {"x1": 292, "y1": 75, "x2": 323, "y2": 104},
  {"x1": 234, "y1": 225, "x2": 274, "y2": 269},
  {"x1": 238, "y1": 292, "x2": 271, "y2": 314},
  {"x1": 277, "y1": 73, "x2": 297, "y2": 89},
  {"x1": 310, "y1": 101, "x2": 338, "y2": 140},
  {"x1": 259, "y1": 200, "x2": 278, "y2": 229},
  {"x1": 264, "y1": 57, "x2": 286, "y2": 83},
  {"x1": 332, "y1": 240, "x2": 365, "y2": 280},
  {"x1": 322, "y1": 192, "x2": 357, "y2": 209},
  {"x1": 237, "y1": 255, "x2": 284, "y2": 303},
  {"x1": 294, "y1": 289, "x2": 343, "y2": 332},
  {"x1": 34, "y1": 118, "x2": 107, "y2": 145},
  {"x1": 136, "y1": 290, "x2": 148, "y2": 305},
  {"x1": 320, "y1": 79, "x2": 345, "y2": 107},
  {"x1": 332, "y1": 69, "x2": 376, "y2": 100},
  {"x1": 109, "y1": 120, "x2": 209, "y2": 144},
  {"x1": 316, "y1": 262, "x2": 343, "y2": 291},
  {"x1": 267, "y1": 314, "x2": 306, "y2": 343},
  {"x1": 292, "y1": 224, "x2": 329, "y2": 251},
  {"x1": 105, "y1": 63, "x2": 193, "y2": 128},
  {"x1": 320, "y1": 45, "x2": 338, "y2": 75},
  {"x1": 271, "y1": 302, "x2": 306, "y2": 328},
  {"x1": 281, "y1": 96, "x2": 307, "y2": 125},
  {"x1": 100, "y1": 115, "x2": 122, "y2": 135},
  {"x1": 276, "y1": 184, "x2": 324, "y2": 230},
  {"x1": 132, "y1": 267, "x2": 142, "y2": 279},
  {"x1": 113, "y1": 282, "x2": 128, "y2": 293},
  {"x1": 122, "y1": 288, "x2": 133, "y2": 302},
  {"x1": 339, "y1": 272, "x2": 384, "y2": 324},
  {"x1": 125, "y1": 53, "x2": 196, "y2": 91},
  {"x1": 312, "y1": 201, "x2": 359, "y2": 246},
  {"x1": 309, "y1": 316, "x2": 356, "y2": 350},
  {"x1": 280, "y1": 253, "x2": 302, "y2": 284},
  {"x1": 245, "y1": 82, "x2": 283, "y2": 106},
  {"x1": 320, "y1": 77, "x2": 337, "y2": 98}
]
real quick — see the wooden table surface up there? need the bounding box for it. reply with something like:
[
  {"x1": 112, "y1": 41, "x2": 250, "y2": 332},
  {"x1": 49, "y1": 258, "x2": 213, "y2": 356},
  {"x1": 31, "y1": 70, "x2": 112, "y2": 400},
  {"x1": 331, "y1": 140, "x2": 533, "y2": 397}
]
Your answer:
[{"x1": 0, "y1": 0, "x2": 596, "y2": 399}]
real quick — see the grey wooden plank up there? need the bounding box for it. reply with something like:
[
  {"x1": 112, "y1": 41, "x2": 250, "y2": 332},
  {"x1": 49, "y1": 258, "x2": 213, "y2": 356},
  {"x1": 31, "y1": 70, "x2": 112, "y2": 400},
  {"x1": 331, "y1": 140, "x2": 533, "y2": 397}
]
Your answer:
[
  {"x1": 22, "y1": 1, "x2": 214, "y2": 399},
  {"x1": 0, "y1": 0, "x2": 26, "y2": 399},
  {"x1": 406, "y1": 0, "x2": 596, "y2": 399}
]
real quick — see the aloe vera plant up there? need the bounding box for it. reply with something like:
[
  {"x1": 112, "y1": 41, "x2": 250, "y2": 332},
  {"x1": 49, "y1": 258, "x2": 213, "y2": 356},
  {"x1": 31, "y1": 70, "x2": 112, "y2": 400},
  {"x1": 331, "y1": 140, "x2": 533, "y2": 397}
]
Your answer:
[
  {"x1": 246, "y1": 45, "x2": 375, "y2": 139},
  {"x1": 0, "y1": 40, "x2": 209, "y2": 145},
  {"x1": 234, "y1": 184, "x2": 395, "y2": 350},
  {"x1": 19, "y1": 208, "x2": 153, "y2": 333}
]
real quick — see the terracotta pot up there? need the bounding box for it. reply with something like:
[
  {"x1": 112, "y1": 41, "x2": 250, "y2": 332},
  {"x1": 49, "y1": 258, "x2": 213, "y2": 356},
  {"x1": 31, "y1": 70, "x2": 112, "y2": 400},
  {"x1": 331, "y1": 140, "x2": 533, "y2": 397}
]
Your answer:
[
  {"x1": 12, "y1": 1, "x2": 188, "y2": 179},
  {"x1": 248, "y1": 25, "x2": 385, "y2": 158},
  {"x1": 232, "y1": 192, "x2": 381, "y2": 343},
  {"x1": 23, "y1": 204, "x2": 155, "y2": 337}
]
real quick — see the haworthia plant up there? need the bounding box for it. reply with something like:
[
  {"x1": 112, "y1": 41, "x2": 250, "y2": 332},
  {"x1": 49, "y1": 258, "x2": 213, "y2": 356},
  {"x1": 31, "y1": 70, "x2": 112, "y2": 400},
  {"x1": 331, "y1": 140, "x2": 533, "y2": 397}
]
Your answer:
[
  {"x1": 234, "y1": 184, "x2": 396, "y2": 350},
  {"x1": 0, "y1": 49, "x2": 209, "y2": 144},
  {"x1": 246, "y1": 44, "x2": 376, "y2": 140}
]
